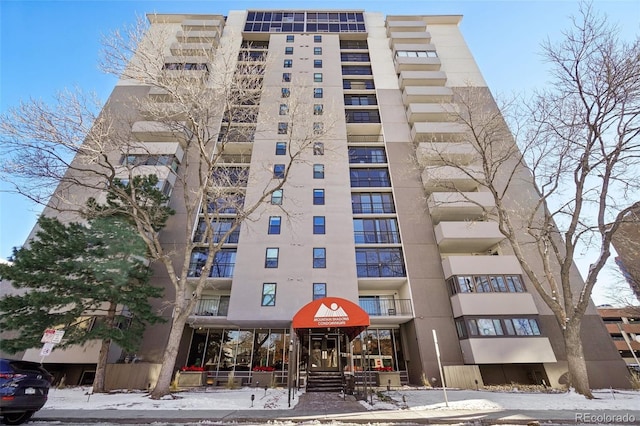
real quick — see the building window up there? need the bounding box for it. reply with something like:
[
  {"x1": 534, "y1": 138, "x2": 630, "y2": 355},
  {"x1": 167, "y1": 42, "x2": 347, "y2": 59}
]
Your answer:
[
  {"x1": 313, "y1": 189, "x2": 325, "y2": 205},
  {"x1": 275, "y1": 142, "x2": 287, "y2": 155},
  {"x1": 285, "y1": 46, "x2": 294, "y2": 55},
  {"x1": 345, "y1": 110, "x2": 381, "y2": 123},
  {"x1": 350, "y1": 168, "x2": 391, "y2": 187},
  {"x1": 313, "y1": 248, "x2": 326, "y2": 268},
  {"x1": 395, "y1": 50, "x2": 438, "y2": 58},
  {"x1": 273, "y1": 164, "x2": 285, "y2": 178},
  {"x1": 313, "y1": 216, "x2": 326, "y2": 234},
  {"x1": 343, "y1": 79, "x2": 375, "y2": 90},
  {"x1": 265, "y1": 248, "x2": 279, "y2": 268},
  {"x1": 286, "y1": 35, "x2": 294, "y2": 42},
  {"x1": 313, "y1": 122, "x2": 323, "y2": 135},
  {"x1": 281, "y1": 88, "x2": 290, "y2": 98},
  {"x1": 279, "y1": 104, "x2": 289, "y2": 115},
  {"x1": 314, "y1": 88, "x2": 323, "y2": 98},
  {"x1": 313, "y1": 164, "x2": 325, "y2": 179},
  {"x1": 284, "y1": 59, "x2": 293, "y2": 68},
  {"x1": 353, "y1": 218, "x2": 400, "y2": 244},
  {"x1": 344, "y1": 95, "x2": 378, "y2": 106},
  {"x1": 314, "y1": 73, "x2": 323, "y2": 82},
  {"x1": 187, "y1": 248, "x2": 236, "y2": 278},
  {"x1": 349, "y1": 147, "x2": 387, "y2": 163},
  {"x1": 314, "y1": 47, "x2": 322, "y2": 55},
  {"x1": 447, "y1": 275, "x2": 526, "y2": 295},
  {"x1": 268, "y1": 216, "x2": 281, "y2": 234},
  {"x1": 351, "y1": 192, "x2": 395, "y2": 214},
  {"x1": 271, "y1": 189, "x2": 283, "y2": 205},
  {"x1": 340, "y1": 52, "x2": 370, "y2": 62},
  {"x1": 342, "y1": 65, "x2": 372, "y2": 75},
  {"x1": 314, "y1": 104, "x2": 323, "y2": 115},
  {"x1": 313, "y1": 283, "x2": 326, "y2": 300},
  {"x1": 314, "y1": 59, "x2": 322, "y2": 68},
  {"x1": 355, "y1": 248, "x2": 406, "y2": 277},
  {"x1": 278, "y1": 122, "x2": 288, "y2": 134},
  {"x1": 314, "y1": 35, "x2": 322, "y2": 43},
  {"x1": 262, "y1": 283, "x2": 276, "y2": 306},
  {"x1": 193, "y1": 218, "x2": 240, "y2": 243},
  {"x1": 282, "y1": 72, "x2": 291, "y2": 82},
  {"x1": 456, "y1": 317, "x2": 541, "y2": 339},
  {"x1": 313, "y1": 142, "x2": 324, "y2": 156}
]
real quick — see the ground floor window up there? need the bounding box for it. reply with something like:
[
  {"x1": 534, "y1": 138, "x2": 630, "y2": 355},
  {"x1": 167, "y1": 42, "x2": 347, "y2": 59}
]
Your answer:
[
  {"x1": 184, "y1": 328, "x2": 291, "y2": 373},
  {"x1": 352, "y1": 328, "x2": 404, "y2": 372}
]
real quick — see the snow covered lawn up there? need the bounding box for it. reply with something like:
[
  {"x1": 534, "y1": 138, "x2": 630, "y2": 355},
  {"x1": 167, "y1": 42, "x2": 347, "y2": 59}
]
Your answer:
[{"x1": 43, "y1": 386, "x2": 640, "y2": 412}]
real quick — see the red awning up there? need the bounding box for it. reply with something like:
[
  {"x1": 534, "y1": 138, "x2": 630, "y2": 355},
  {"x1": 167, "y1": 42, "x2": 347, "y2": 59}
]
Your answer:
[{"x1": 292, "y1": 297, "x2": 370, "y2": 340}]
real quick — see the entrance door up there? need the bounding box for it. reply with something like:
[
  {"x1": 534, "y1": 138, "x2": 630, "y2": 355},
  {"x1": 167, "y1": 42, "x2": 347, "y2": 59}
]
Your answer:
[{"x1": 309, "y1": 333, "x2": 340, "y2": 371}]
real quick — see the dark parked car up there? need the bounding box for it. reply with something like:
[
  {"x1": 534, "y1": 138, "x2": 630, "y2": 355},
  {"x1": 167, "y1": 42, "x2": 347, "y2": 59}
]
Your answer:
[{"x1": 0, "y1": 359, "x2": 52, "y2": 425}]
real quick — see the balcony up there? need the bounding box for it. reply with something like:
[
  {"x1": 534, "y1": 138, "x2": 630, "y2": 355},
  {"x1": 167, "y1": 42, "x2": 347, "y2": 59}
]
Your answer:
[
  {"x1": 386, "y1": 17, "x2": 427, "y2": 37},
  {"x1": 399, "y1": 71, "x2": 447, "y2": 88},
  {"x1": 131, "y1": 120, "x2": 190, "y2": 142},
  {"x1": 191, "y1": 296, "x2": 229, "y2": 316},
  {"x1": 406, "y1": 103, "x2": 458, "y2": 124},
  {"x1": 460, "y1": 337, "x2": 557, "y2": 364},
  {"x1": 403, "y1": 86, "x2": 453, "y2": 104},
  {"x1": 442, "y1": 255, "x2": 522, "y2": 278},
  {"x1": 170, "y1": 42, "x2": 217, "y2": 57},
  {"x1": 359, "y1": 298, "x2": 413, "y2": 325},
  {"x1": 417, "y1": 142, "x2": 475, "y2": 166},
  {"x1": 218, "y1": 154, "x2": 252, "y2": 164},
  {"x1": 605, "y1": 323, "x2": 640, "y2": 334},
  {"x1": 422, "y1": 165, "x2": 484, "y2": 192},
  {"x1": 434, "y1": 221, "x2": 505, "y2": 252},
  {"x1": 451, "y1": 293, "x2": 538, "y2": 317},
  {"x1": 388, "y1": 32, "x2": 432, "y2": 48},
  {"x1": 411, "y1": 122, "x2": 467, "y2": 142},
  {"x1": 176, "y1": 30, "x2": 220, "y2": 44},
  {"x1": 428, "y1": 192, "x2": 495, "y2": 223},
  {"x1": 395, "y1": 56, "x2": 441, "y2": 73},
  {"x1": 181, "y1": 18, "x2": 224, "y2": 31},
  {"x1": 347, "y1": 134, "x2": 384, "y2": 144}
]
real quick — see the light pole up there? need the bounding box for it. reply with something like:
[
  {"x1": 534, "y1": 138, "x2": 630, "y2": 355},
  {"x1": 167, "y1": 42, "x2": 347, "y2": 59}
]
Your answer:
[
  {"x1": 432, "y1": 329, "x2": 448, "y2": 407},
  {"x1": 287, "y1": 339, "x2": 294, "y2": 407}
]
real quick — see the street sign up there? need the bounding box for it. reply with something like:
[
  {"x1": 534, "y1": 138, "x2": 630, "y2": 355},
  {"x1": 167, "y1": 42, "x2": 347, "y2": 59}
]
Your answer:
[
  {"x1": 41, "y1": 329, "x2": 65, "y2": 344},
  {"x1": 40, "y1": 342, "x2": 55, "y2": 357}
]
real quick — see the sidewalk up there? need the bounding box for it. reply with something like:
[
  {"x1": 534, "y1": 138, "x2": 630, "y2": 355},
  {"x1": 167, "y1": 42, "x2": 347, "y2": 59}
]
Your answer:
[{"x1": 34, "y1": 392, "x2": 640, "y2": 425}]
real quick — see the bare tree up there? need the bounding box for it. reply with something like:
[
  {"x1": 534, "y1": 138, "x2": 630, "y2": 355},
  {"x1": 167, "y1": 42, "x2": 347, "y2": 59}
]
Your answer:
[
  {"x1": 0, "y1": 15, "x2": 335, "y2": 398},
  {"x1": 422, "y1": 4, "x2": 640, "y2": 398}
]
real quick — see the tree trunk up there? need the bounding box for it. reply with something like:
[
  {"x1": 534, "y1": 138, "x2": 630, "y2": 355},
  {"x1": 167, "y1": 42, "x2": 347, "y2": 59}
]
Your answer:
[
  {"x1": 150, "y1": 310, "x2": 189, "y2": 399},
  {"x1": 93, "y1": 302, "x2": 116, "y2": 393},
  {"x1": 92, "y1": 338, "x2": 111, "y2": 393},
  {"x1": 564, "y1": 320, "x2": 594, "y2": 399}
]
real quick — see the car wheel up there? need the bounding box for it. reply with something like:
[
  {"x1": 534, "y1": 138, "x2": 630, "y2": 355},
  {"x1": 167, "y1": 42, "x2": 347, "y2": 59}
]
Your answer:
[{"x1": 2, "y1": 411, "x2": 34, "y2": 425}]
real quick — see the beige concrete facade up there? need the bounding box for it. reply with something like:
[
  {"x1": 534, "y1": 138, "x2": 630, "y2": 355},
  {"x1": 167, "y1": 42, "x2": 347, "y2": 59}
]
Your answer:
[{"x1": 13, "y1": 9, "x2": 630, "y2": 390}]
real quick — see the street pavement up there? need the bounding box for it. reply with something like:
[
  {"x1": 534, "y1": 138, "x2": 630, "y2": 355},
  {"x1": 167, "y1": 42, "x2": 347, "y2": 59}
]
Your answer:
[{"x1": 33, "y1": 392, "x2": 640, "y2": 425}]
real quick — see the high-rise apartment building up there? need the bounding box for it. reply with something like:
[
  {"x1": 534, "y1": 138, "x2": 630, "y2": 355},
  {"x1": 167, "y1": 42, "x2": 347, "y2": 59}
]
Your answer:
[{"x1": 17, "y1": 10, "x2": 629, "y2": 389}]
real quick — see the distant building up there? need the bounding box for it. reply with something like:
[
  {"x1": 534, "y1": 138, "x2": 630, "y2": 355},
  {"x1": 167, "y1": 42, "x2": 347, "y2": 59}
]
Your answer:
[
  {"x1": 612, "y1": 207, "x2": 640, "y2": 302},
  {"x1": 9, "y1": 9, "x2": 630, "y2": 389},
  {"x1": 598, "y1": 307, "x2": 640, "y2": 370}
]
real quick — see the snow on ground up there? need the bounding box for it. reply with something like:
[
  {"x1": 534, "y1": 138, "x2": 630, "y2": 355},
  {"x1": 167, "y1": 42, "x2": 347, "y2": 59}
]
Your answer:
[
  {"x1": 373, "y1": 387, "x2": 640, "y2": 411},
  {"x1": 45, "y1": 387, "x2": 298, "y2": 410},
  {"x1": 44, "y1": 386, "x2": 640, "y2": 412}
]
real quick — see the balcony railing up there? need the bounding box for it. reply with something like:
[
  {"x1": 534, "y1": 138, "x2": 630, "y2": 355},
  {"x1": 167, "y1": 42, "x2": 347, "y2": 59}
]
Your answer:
[
  {"x1": 192, "y1": 297, "x2": 229, "y2": 316},
  {"x1": 358, "y1": 298, "x2": 413, "y2": 316},
  {"x1": 347, "y1": 135, "x2": 384, "y2": 143}
]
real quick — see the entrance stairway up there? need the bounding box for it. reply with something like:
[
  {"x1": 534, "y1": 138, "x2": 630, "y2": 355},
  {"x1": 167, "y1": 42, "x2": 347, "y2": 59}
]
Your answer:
[{"x1": 305, "y1": 371, "x2": 343, "y2": 392}]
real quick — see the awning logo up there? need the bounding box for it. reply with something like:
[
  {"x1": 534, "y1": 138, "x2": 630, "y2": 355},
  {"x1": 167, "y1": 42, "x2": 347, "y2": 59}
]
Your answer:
[{"x1": 314, "y1": 302, "x2": 349, "y2": 326}]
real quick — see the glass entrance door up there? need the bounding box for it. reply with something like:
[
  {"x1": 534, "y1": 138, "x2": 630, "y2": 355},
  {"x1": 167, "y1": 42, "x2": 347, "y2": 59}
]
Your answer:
[{"x1": 309, "y1": 333, "x2": 340, "y2": 371}]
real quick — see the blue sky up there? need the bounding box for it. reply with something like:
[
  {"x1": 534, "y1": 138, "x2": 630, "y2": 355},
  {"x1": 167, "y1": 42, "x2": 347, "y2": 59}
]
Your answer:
[{"x1": 1, "y1": 0, "x2": 639, "y2": 302}]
